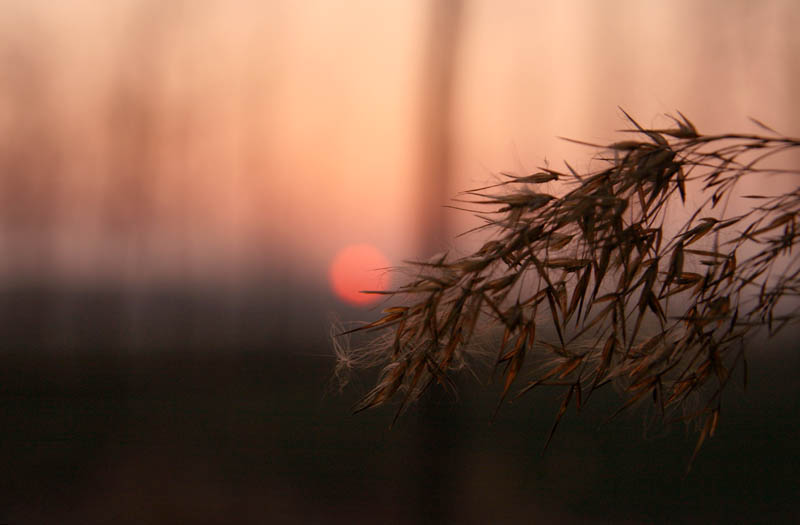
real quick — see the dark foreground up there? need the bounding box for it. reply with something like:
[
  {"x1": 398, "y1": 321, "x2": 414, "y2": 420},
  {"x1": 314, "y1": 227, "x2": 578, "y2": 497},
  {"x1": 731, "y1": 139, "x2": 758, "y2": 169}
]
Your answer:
[
  {"x1": 1, "y1": 349, "x2": 798, "y2": 524},
  {"x1": 0, "y1": 289, "x2": 798, "y2": 523}
]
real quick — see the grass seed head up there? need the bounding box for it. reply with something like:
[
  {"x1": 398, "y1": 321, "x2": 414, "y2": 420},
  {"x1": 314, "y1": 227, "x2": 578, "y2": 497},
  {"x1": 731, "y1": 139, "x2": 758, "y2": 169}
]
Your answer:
[{"x1": 332, "y1": 110, "x2": 800, "y2": 463}]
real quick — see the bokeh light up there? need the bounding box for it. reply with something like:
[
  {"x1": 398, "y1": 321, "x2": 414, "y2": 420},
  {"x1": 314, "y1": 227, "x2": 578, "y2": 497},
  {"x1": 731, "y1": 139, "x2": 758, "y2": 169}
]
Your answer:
[{"x1": 329, "y1": 244, "x2": 391, "y2": 306}]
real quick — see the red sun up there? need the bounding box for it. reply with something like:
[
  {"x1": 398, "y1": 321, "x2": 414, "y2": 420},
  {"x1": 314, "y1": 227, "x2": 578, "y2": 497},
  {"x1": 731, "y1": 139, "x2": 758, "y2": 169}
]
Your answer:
[{"x1": 329, "y1": 244, "x2": 391, "y2": 306}]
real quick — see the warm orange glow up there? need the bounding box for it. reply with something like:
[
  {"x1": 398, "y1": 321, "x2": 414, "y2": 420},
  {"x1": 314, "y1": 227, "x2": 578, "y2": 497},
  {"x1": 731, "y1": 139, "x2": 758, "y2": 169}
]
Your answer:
[
  {"x1": 329, "y1": 244, "x2": 391, "y2": 306},
  {"x1": 0, "y1": 2, "x2": 795, "y2": 286}
]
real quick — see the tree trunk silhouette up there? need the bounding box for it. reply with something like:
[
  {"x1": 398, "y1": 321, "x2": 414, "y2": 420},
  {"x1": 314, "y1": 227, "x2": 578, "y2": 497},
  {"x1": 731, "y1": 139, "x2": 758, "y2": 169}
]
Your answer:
[
  {"x1": 414, "y1": 1, "x2": 464, "y2": 523},
  {"x1": 416, "y1": 0, "x2": 463, "y2": 259}
]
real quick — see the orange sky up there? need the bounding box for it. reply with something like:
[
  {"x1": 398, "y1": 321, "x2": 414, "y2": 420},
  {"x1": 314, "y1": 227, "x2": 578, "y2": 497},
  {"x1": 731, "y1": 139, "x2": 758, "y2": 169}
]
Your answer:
[{"x1": 0, "y1": 0, "x2": 797, "y2": 289}]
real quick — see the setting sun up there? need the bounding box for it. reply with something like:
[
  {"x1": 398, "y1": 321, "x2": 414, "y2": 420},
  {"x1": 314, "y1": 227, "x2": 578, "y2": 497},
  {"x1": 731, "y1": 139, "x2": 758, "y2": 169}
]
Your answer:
[{"x1": 328, "y1": 244, "x2": 391, "y2": 306}]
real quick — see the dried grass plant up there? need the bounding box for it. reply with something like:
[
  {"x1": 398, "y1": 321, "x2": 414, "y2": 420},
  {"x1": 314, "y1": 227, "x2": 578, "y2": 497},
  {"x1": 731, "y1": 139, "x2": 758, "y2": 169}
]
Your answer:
[{"x1": 334, "y1": 110, "x2": 800, "y2": 467}]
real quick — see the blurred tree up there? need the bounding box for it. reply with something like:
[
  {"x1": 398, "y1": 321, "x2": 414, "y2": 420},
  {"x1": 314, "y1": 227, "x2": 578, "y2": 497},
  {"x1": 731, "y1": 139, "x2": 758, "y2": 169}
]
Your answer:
[
  {"x1": 416, "y1": 0, "x2": 463, "y2": 259},
  {"x1": 415, "y1": 1, "x2": 464, "y2": 523}
]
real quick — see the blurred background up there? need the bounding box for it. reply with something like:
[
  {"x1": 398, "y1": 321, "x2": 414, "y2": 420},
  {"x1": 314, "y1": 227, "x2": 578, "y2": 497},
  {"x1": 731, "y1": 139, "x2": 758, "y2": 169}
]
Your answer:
[{"x1": 0, "y1": 0, "x2": 798, "y2": 522}]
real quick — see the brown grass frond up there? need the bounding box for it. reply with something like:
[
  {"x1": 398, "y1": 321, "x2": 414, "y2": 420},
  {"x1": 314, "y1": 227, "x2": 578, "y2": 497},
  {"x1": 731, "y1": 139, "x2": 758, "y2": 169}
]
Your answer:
[{"x1": 332, "y1": 110, "x2": 800, "y2": 464}]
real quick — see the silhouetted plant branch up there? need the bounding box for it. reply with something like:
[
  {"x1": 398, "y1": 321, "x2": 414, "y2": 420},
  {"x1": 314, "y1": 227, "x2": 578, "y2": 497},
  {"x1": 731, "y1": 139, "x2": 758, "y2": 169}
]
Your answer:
[{"x1": 334, "y1": 110, "x2": 800, "y2": 468}]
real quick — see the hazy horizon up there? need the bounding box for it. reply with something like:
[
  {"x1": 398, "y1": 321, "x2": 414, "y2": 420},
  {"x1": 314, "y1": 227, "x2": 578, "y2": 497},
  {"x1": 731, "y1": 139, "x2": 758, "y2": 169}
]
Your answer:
[{"x1": 1, "y1": 0, "x2": 797, "y2": 296}]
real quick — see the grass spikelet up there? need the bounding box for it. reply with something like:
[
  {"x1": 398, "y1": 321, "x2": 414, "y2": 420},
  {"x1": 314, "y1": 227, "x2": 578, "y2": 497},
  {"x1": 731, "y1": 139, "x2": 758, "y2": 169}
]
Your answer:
[{"x1": 332, "y1": 110, "x2": 800, "y2": 463}]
